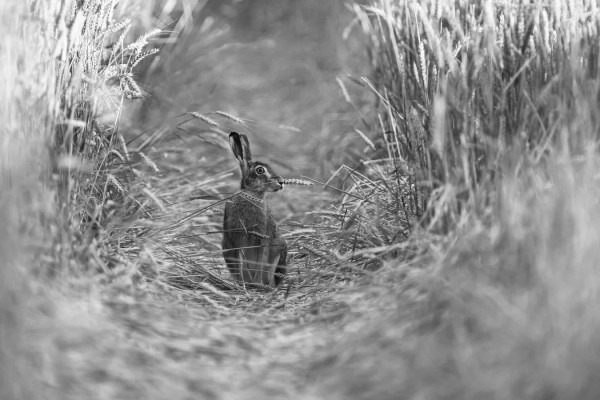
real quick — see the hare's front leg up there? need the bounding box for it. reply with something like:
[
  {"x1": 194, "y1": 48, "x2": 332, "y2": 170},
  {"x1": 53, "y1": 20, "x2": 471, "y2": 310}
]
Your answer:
[
  {"x1": 272, "y1": 237, "x2": 287, "y2": 286},
  {"x1": 222, "y1": 237, "x2": 242, "y2": 282},
  {"x1": 222, "y1": 201, "x2": 247, "y2": 282}
]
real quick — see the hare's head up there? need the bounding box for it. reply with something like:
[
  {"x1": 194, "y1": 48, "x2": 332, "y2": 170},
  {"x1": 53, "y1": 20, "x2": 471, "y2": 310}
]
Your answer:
[{"x1": 229, "y1": 132, "x2": 284, "y2": 195}]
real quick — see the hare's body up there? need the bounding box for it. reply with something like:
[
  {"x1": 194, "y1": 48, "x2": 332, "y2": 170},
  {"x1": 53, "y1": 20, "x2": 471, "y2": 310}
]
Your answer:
[
  {"x1": 222, "y1": 193, "x2": 287, "y2": 285},
  {"x1": 222, "y1": 132, "x2": 287, "y2": 286}
]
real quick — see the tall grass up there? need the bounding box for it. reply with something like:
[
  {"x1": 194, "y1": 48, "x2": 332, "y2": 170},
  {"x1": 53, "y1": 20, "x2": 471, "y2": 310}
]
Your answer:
[
  {"x1": 352, "y1": 0, "x2": 600, "y2": 227},
  {"x1": 304, "y1": 1, "x2": 600, "y2": 398},
  {"x1": 0, "y1": 0, "x2": 184, "y2": 397},
  {"x1": 23, "y1": 0, "x2": 179, "y2": 279}
]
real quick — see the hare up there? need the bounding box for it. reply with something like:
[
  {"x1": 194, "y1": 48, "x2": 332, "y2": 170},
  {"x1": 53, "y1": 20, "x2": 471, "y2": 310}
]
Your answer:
[{"x1": 222, "y1": 132, "x2": 287, "y2": 286}]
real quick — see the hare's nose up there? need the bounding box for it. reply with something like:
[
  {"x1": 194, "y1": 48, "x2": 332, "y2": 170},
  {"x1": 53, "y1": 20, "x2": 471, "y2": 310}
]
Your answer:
[{"x1": 278, "y1": 180, "x2": 284, "y2": 189}]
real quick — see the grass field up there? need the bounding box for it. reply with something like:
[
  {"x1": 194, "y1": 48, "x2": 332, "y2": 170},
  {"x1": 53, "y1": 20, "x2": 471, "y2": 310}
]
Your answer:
[{"x1": 3, "y1": 0, "x2": 600, "y2": 399}]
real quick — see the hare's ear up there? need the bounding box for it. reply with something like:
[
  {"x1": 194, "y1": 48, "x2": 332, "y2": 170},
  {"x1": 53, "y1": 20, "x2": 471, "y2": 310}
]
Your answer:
[{"x1": 229, "y1": 132, "x2": 252, "y2": 163}]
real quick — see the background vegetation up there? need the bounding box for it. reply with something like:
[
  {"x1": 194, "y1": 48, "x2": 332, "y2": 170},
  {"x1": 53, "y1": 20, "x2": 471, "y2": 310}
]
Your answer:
[{"x1": 2, "y1": 0, "x2": 600, "y2": 399}]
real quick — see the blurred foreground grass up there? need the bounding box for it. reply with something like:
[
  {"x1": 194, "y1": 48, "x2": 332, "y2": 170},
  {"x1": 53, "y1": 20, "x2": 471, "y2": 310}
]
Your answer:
[{"x1": 3, "y1": 0, "x2": 600, "y2": 399}]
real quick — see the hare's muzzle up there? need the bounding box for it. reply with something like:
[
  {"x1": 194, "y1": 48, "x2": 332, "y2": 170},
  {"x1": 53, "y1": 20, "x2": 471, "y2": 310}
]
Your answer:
[{"x1": 269, "y1": 178, "x2": 284, "y2": 191}]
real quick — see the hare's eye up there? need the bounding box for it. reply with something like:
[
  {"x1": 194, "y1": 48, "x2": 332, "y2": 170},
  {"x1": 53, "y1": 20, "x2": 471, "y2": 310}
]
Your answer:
[{"x1": 255, "y1": 166, "x2": 266, "y2": 175}]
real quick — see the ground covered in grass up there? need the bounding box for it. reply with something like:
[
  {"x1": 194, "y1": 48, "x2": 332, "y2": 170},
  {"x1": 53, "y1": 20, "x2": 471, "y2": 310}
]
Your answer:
[{"x1": 5, "y1": 1, "x2": 600, "y2": 399}]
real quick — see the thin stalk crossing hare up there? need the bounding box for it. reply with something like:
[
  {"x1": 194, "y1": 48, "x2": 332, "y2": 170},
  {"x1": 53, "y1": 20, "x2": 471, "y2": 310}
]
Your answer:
[{"x1": 222, "y1": 132, "x2": 287, "y2": 286}]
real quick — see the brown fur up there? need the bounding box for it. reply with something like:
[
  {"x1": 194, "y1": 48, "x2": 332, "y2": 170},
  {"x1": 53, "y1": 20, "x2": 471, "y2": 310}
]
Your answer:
[{"x1": 222, "y1": 132, "x2": 287, "y2": 286}]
